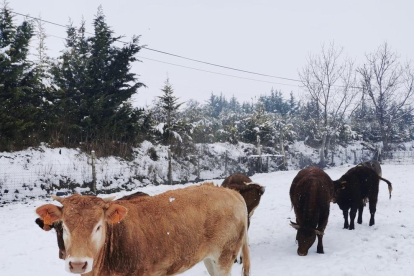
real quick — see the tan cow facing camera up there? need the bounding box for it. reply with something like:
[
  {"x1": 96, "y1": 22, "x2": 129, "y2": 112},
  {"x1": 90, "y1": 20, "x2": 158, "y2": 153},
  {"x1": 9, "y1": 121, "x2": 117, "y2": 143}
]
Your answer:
[{"x1": 36, "y1": 184, "x2": 250, "y2": 276}]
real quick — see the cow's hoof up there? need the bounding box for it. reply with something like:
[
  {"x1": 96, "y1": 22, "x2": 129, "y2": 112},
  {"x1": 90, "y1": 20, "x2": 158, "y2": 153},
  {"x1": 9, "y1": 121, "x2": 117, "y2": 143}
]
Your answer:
[
  {"x1": 348, "y1": 226, "x2": 355, "y2": 230},
  {"x1": 317, "y1": 249, "x2": 324, "y2": 254},
  {"x1": 357, "y1": 219, "x2": 362, "y2": 224},
  {"x1": 369, "y1": 222, "x2": 375, "y2": 226}
]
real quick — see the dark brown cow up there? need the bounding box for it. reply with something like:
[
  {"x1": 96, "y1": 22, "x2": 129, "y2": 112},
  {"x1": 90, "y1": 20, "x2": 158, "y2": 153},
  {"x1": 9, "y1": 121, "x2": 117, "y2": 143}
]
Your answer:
[
  {"x1": 222, "y1": 173, "x2": 253, "y2": 187},
  {"x1": 35, "y1": 191, "x2": 149, "y2": 260},
  {"x1": 333, "y1": 166, "x2": 392, "y2": 230},
  {"x1": 35, "y1": 184, "x2": 250, "y2": 276},
  {"x1": 289, "y1": 167, "x2": 334, "y2": 256},
  {"x1": 221, "y1": 173, "x2": 265, "y2": 228}
]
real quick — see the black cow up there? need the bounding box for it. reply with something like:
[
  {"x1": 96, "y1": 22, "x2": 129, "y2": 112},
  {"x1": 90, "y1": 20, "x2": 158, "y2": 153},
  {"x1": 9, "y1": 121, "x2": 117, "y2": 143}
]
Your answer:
[
  {"x1": 333, "y1": 166, "x2": 392, "y2": 230},
  {"x1": 358, "y1": 160, "x2": 382, "y2": 176}
]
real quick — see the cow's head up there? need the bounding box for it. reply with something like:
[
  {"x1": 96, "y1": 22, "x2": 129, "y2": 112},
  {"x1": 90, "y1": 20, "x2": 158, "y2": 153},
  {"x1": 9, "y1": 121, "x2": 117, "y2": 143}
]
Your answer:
[
  {"x1": 36, "y1": 194, "x2": 128, "y2": 274},
  {"x1": 290, "y1": 221, "x2": 323, "y2": 256},
  {"x1": 333, "y1": 177, "x2": 347, "y2": 203}
]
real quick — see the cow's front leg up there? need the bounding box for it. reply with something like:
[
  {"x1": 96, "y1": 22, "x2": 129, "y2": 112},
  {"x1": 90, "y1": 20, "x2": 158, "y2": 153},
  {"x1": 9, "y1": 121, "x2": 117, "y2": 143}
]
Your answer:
[
  {"x1": 357, "y1": 202, "x2": 364, "y2": 224},
  {"x1": 317, "y1": 210, "x2": 329, "y2": 254},
  {"x1": 343, "y1": 209, "x2": 349, "y2": 229},
  {"x1": 349, "y1": 207, "x2": 357, "y2": 230},
  {"x1": 316, "y1": 234, "x2": 324, "y2": 254}
]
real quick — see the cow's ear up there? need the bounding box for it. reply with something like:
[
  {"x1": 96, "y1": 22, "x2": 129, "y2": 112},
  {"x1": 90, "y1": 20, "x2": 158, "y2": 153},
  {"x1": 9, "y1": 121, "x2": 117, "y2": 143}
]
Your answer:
[
  {"x1": 105, "y1": 204, "x2": 128, "y2": 224},
  {"x1": 36, "y1": 204, "x2": 62, "y2": 229}
]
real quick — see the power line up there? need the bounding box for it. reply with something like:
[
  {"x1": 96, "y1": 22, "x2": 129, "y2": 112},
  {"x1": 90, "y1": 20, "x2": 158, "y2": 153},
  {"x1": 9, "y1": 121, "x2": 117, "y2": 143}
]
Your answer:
[
  {"x1": 11, "y1": 11, "x2": 302, "y2": 83},
  {"x1": 137, "y1": 56, "x2": 300, "y2": 87},
  {"x1": 142, "y1": 47, "x2": 302, "y2": 83},
  {"x1": 13, "y1": 10, "x2": 363, "y2": 89}
]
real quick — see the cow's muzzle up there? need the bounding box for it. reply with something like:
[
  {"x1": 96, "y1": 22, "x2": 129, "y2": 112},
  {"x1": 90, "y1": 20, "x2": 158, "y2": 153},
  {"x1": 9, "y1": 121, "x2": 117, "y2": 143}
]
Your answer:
[{"x1": 66, "y1": 257, "x2": 93, "y2": 274}]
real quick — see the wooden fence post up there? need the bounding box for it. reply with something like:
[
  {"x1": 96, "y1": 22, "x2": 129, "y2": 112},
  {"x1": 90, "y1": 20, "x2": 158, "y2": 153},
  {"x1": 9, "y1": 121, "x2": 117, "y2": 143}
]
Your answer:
[
  {"x1": 257, "y1": 135, "x2": 262, "y2": 173},
  {"x1": 224, "y1": 150, "x2": 228, "y2": 176},
  {"x1": 91, "y1": 150, "x2": 97, "y2": 194},
  {"x1": 197, "y1": 153, "x2": 200, "y2": 180},
  {"x1": 168, "y1": 149, "x2": 172, "y2": 185}
]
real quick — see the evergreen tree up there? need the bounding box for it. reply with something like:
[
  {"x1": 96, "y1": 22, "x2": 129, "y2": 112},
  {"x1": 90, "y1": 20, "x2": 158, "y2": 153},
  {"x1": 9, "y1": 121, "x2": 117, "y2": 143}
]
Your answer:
[
  {"x1": 0, "y1": 3, "x2": 41, "y2": 150},
  {"x1": 154, "y1": 79, "x2": 189, "y2": 149},
  {"x1": 50, "y1": 7, "x2": 144, "y2": 155}
]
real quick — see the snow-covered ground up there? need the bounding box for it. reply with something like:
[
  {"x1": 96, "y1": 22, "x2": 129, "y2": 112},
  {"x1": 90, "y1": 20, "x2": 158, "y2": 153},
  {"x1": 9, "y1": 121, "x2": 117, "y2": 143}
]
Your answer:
[{"x1": 0, "y1": 164, "x2": 412, "y2": 276}]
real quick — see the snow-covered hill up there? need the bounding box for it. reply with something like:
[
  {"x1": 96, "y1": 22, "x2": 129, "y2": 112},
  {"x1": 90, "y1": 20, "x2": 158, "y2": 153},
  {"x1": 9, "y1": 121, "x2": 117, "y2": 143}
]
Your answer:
[{"x1": 0, "y1": 164, "x2": 411, "y2": 275}]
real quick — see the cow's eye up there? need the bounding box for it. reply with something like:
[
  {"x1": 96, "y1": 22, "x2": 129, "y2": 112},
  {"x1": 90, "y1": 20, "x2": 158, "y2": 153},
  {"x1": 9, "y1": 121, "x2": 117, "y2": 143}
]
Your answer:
[{"x1": 96, "y1": 225, "x2": 101, "y2": 232}]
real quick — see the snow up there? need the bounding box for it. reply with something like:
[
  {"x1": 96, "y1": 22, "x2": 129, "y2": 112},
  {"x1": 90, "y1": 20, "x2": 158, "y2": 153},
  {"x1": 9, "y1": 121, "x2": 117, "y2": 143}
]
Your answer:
[
  {"x1": 0, "y1": 45, "x2": 11, "y2": 61},
  {"x1": 155, "y1": 123, "x2": 165, "y2": 134},
  {"x1": 0, "y1": 164, "x2": 412, "y2": 275}
]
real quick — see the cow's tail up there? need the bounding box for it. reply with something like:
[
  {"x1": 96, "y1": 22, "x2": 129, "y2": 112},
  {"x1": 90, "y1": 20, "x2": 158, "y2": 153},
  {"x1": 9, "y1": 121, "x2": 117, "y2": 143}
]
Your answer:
[
  {"x1": 379, "y1": 176, "x2": 393, "y2": 199},
  {"x1": 241, "y1": 225, "x2": 250, "y2": 276}
]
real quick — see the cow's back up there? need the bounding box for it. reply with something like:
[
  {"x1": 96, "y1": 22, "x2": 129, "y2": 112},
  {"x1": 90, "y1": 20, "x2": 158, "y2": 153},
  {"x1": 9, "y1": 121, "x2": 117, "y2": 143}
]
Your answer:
[
  {"x1": 347, "y1": 166, "x2": 379, "y2": 199},
  {"x1": 98, "y1": 184, "x2": 248, "y2": 276},
  {"x1": 358, "y1": 160, "x2": 382, "y2": 177}
]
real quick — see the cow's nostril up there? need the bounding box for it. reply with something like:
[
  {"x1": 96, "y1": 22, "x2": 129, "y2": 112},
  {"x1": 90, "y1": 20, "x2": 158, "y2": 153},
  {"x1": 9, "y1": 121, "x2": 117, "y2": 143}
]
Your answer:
[{"x1": 69, "y1": 261, "x2": 87, "y2": 272}]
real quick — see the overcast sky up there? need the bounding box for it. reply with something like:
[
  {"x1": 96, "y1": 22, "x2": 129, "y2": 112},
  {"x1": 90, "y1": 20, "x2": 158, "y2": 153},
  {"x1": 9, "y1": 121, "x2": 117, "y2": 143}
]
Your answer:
[{"x1": 10, "y1": 0, "x2": 414, "y2": 107}]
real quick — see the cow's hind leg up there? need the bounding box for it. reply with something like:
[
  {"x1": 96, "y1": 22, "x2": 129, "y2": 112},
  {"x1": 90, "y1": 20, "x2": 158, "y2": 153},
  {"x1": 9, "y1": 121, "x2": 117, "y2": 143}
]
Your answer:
[
  {"x1": 342, "y1": 209, "x2": 349, "y2": 229},
  {"x1": 369, "y1": 196, "x2": 378, "y2": 226},
  {"x1": 218, "y1": 248, "x2": 238, "y2": 276}
]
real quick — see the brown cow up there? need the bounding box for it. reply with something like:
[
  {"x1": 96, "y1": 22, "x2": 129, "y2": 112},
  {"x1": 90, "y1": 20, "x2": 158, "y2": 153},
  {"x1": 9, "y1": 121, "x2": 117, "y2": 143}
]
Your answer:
[
  {"x1": 333, "y1": 166, "x2": 392, "y2": 229},
  {"x1": 289, "y1": 167, "x2": 334, "y2": 256},
  {"x1": 35, "y1": 184, "x2": 250, "y2": 276},
  {"x1": 221, "y1": 173, "x2": 265, "y2": 227},
  {"x1": 35, "y1": 191, "x2": 149, "y2": 260}
]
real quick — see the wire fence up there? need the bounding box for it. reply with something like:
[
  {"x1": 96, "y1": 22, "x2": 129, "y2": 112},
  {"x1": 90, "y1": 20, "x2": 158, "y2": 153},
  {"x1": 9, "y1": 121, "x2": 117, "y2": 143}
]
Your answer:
[{"x1": 0, "y1": 148, "x2": 412, "y2": 203}]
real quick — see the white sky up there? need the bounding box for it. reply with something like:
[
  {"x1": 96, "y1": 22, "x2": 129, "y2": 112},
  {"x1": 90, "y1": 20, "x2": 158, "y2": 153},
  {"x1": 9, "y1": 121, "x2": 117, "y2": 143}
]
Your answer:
[{"x1": 10, "y1": 0, "x2": 414, "y2": 107}]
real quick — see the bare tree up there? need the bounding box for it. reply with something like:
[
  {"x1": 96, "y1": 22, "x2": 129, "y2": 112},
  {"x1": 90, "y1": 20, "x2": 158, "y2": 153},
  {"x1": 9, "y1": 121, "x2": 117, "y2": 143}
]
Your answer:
[
  {"x1": 299, "y1": 43, "x2": 358, "y2": 167},
  {"x1": 358, "y1": 43, "x2": 414, "y2": 151}
]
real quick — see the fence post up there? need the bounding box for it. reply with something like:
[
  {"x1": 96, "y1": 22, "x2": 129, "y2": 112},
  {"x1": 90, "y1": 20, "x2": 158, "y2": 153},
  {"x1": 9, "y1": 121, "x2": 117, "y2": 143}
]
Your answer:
[
  {"x1": 224, "y1": 150, "x2": 228, "y2": 176},
  {"x1": 168, "y1": 149, "x2": 172, "y2": 185},
  {"x1": 257, "y1": 135, "x2": 262, "y2": 173},
  {"x1": 91, "y1": 150, "x2": 97, "y2": 194},
  {"x1": 345, "y1": 148, "x2": 347, "y2": 163},
  {"x1": 197, "y1": 154, "x2": 200, "y2": 180}
]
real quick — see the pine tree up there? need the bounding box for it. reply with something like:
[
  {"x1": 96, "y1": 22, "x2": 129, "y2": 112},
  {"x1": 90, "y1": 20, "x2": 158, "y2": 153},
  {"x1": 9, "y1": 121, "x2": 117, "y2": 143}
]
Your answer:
[
  {"x1": 50, "y1": 7, "x2": 144, "y2": 155},
  {"x1": 155, "y1": 79, "x2": 185, "y2": 146},
  {"x1": 0, "y1": 3, "x2": 41, "y2": 150}
]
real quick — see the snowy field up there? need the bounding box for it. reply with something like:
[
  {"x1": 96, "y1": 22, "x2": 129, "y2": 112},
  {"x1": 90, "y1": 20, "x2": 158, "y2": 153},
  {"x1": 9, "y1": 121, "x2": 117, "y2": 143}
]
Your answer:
[{"x1": 0, "y1": 164, "x2": 413, "y2": 276}]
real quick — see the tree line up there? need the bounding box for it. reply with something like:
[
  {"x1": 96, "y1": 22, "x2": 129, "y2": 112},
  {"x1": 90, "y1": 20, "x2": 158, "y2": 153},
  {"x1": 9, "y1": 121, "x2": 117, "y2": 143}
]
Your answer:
[{"x1": 0, "y1": 3, "x2": 413, "y2": 166}]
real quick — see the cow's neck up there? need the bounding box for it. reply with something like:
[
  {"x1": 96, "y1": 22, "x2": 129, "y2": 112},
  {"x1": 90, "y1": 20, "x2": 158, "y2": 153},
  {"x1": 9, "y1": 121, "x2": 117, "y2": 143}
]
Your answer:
[{"x1": 91, "y1": 220, "x2": 145, "y2": 276}]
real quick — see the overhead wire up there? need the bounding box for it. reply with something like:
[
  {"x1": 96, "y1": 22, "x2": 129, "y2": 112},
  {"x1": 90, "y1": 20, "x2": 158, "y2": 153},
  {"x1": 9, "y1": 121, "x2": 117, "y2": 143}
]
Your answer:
[
  {"x1": 137, "y1": 56, "x2": 300, "y2": 87},
  {"x1": 12, "y1": 10, "x2": 362, "y2": 89},
  {"x1": 11, "y1": 11, "x2": 303, "y2": 83}
]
